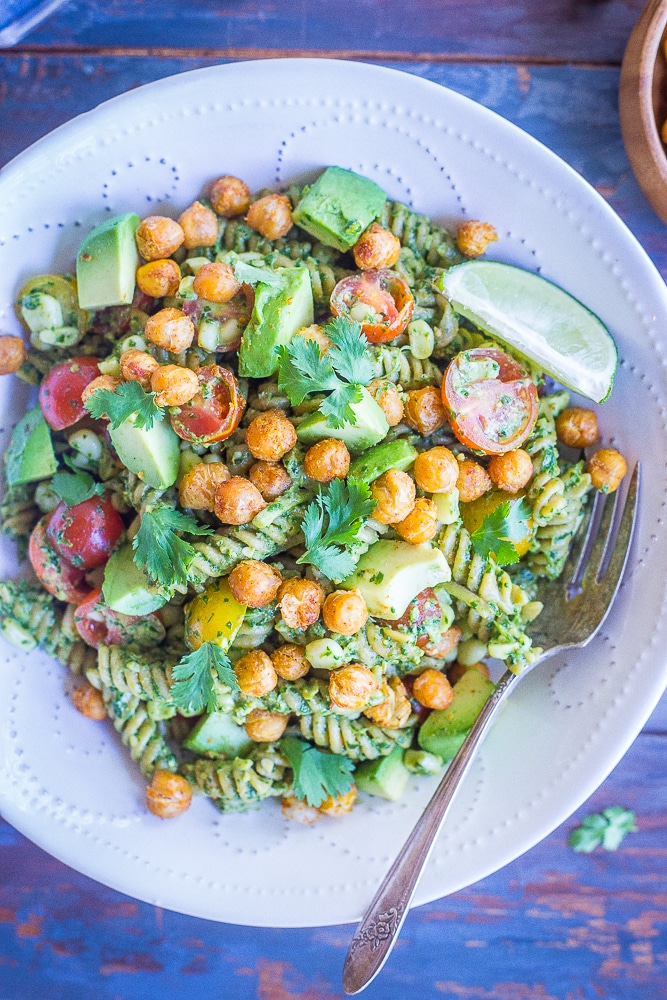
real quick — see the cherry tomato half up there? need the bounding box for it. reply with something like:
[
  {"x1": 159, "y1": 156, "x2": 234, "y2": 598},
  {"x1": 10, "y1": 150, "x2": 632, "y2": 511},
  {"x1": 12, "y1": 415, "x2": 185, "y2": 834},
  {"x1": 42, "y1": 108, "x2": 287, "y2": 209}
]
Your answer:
[
  {"x1": 442, "y1": 347, "x2": 538, "y2": 455},
  {"x1": 169, "y1": 364, "x2": 245, "y2": 445},
  {"x1": 47, "y1": 496, "x2": 125, "y2": 571},
  {"x1": 330, "y1": 268, "x2": 414, "y2": 344},
  {"x1": 74, "y1": 588, "x2": 166, "y2": 649},
  {"x1": 38, "y1": 356, "x2": 101, "y2": 430},
  {"x1": 28, "y1": 516, "x2": 90, "y2": 604}
]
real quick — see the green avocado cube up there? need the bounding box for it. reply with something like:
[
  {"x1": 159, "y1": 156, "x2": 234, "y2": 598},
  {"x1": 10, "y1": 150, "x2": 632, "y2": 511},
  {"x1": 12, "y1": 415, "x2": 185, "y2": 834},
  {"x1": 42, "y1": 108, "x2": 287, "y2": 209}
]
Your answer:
[
  {"x1": 238, "y1": 267, "x2": 314, "y2": 378},
  {"x1": 76, "y1": 212, "x2": 140, "y2": 310},
  {"x1": 355, "y1": 746, "x2": 410, "y2": 801},
  {"x1": 4, "y1": 407, "x2": 57, "y2": 486},
  {"x1": 296, "y1": 387, "x2": 389, "y2": 455},
  {"x1": 292, "y1": 167, "x2": 387, "y2": 251},
  {"x1": 102, "y1": 543, "x2": 166, "y2": 615},
  {"x1": 348, "y1": 439, "x2": 417, "y2": 483},
  {"x1": 417, "y1": 670, "x2": 495, "y2": 760},
  {"x1": 183, "y1": 712, "x2": 253, "y2": 758},
  {"x1": 108, "y1": 413, "x2": 180, "y2": 490}
]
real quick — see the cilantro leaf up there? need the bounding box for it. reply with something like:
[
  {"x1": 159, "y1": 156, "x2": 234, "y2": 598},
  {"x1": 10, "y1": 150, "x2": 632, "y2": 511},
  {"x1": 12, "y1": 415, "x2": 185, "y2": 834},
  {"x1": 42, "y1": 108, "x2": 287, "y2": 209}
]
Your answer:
[
  {"x1": 297, "y1": 478, "x2": 376, "y2": 581},
  {"x1": 325, "y1": 316, "x2": 375, "y2": 385},
  {"x1": 232, "y1": 258, "x2": 284, "y2": 287},
  {"x1": 51, "y1": 469, "x2": 104, "y2": 507},
  {"x1": 171, "y1": 641, "x2": 239, "y2": 714},
  {"x1": 319, "y1": 382, "x2": 364, "y2": 429},
  {"x1": 568, "y1": 807, "x2": 637, "y2": 853},
  {"x1": 83, "y1": 379, "x2": 164, "y2": 430},
  {"x1": 281, "y1": 736, "x2": 355, "y2": 807},
  {"x1": 470, "y1": 497, "x2": 532, "y2": 566},
  {"x1": 277, "y1": 337, "x2": 339, "y2": 406},
  {"x1": 132, "y1": 506, "x2": 214, "y2": 589}
]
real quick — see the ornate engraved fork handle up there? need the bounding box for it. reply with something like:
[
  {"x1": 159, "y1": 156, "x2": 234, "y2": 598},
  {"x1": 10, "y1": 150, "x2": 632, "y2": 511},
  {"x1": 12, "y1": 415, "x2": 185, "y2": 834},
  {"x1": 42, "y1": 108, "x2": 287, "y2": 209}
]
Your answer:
[{"x1": 342, "y1": 669, "x2": 519, "y2": 995}]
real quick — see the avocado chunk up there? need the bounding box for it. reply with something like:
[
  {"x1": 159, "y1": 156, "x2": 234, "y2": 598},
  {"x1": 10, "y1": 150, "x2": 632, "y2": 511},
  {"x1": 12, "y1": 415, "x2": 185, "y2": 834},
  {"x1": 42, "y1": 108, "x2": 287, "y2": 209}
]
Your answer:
[
  {"x1": 355, "y1": 746, "x2": 410, "y2": 801},
  {"x1": 102, "y1": 543, "x2": 166, "y2": 615},
  {"x1": 109, "y1": 414, "x2": 180, "y2": 490},
  {"x1": 342, "y1": 539, "x2": 451, "y2": 619},
  {"x1": 418, "y1": 670, "x2": 495, "y2": 761},
  {"x1": 183, "y1": 712, "x2": 253, "y2": 758},
  {"x1": 238, "y1": 267, "x2": 314, "y2": 378},
  {"x1": 4, "y1": 407, "x2": 57, "y2": 486},
  {"x1": 348, "y1": 439, "x2": 417, "y2": 483},
  {"x1": 296, "y1": 387, "x2": 389, "y2": 455},
  {"x1": 76, "y1": 212, "x2": 140, "y2": 310},
  {"x1": 432, "y1": 489, "x2": 460, "y2": 525},
  {"x1": 291, "y1": 167, "x2": 387, "y2": 252}
]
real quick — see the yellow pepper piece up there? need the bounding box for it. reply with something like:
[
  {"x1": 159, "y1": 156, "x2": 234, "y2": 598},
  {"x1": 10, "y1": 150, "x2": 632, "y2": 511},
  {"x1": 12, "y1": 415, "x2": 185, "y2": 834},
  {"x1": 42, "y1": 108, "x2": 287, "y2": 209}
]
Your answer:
[
  {"x1": 459, "y1": 487, "x2": 533, "y2": 558},
  {"x1": 184, "y1": 578, "x2": 246, "y2": 650}
]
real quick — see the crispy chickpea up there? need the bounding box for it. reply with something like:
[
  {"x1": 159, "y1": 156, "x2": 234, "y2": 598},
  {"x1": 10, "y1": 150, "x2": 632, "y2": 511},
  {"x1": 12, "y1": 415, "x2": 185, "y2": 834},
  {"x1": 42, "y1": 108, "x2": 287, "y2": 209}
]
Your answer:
[
  {"x1": 150, "y1": 364, "x2": 199, "y2": 407},
  {"x1": 281, "y1": 793, "x2": 320, "y2": 825},
  {"x1": 136, "y1": 258, "x2": 181, "y2": 298},
  {"x1": 145, "y1": 307, "x2": 195, "y2": 353},
  {"x1": 319, "y1": 785, "x2": 358, "y2": 817},
  {"x1": 234, "y1": 649, "x2": 278, "y2": 697},
  {"x1": 419, "y1": 624, "x2": 462, "y2": 659},
  {"x1": 555, "y1": 406, "x2": 599, "y2": 449},
  {"x1": 228, "y1": 559, "x2": 282, "y2": 608},
  {"x1": 304, "y1": 438, "x2": 350, "y2": 483},
  {"x1": 245, "y1": 193, "x2": 293, "y2": 240},
  {"x1": 414, "y1": 446, "x2": 459, "y2": 493},
  {"x1": 277, "y1": 577, "x2": 325, "y2": 630},
  {"x1": 353, "y1": 222, "x2": 401, "y2": 270},
  {"x1": 178, "y1": 200, "x2": 218, "y2": 249},
  {"x1": 178, "y1": 461, "x2": 230, "y2": 511},
  {"x1": 245, "y1": 409, "x2": 297, "y2": 462},
  {"x1": 248, "y1": 460, "x2": 292, "y2": 501},
  {"x1": 447, "y1": 660, "x2": 491, "y2": 686},
  {"x1": 120, "y1": 348, "x2": 160, "y2": 389},
  {"x1": 271, "y1": 643, "x2": 311, "y2": 681},
  {"x1": 371, "y1": 468, "x2": 416, "y2": 524},
  {"x1": 298, "y1": 324, "x2": 331, "y2": 355},
  {"x1": 210, "y1": 175, "x2": 251, "y2": 217},
  {"x1": 487, "y1": 449, "x2": 533, "y2": 494},
  {"x1": 135, "y1": 215, "x2": 184, "y2": 261},
  {"x1": 456, "y1": 458, "x2": 492, "y2": 502},
  {"x1": 456, "y1": 220, "x2": 498, "y2": 258},
  {"x1": 81, "y1": 374, "x2": 120, "y2": 407},
  {"x1": 364, "y1": 676, "x2": 412, "y2": 728},
  {"x1": 587, "y1": 448, "x2": 628, "y2": 494},
  {"x1": 244, "y1": 708, "x2": 289, "y2": 742},
  {"x1": 214, "y1": 476, "x2": 267, "y2": 524},
  {"x1": 146, "y1": 769, "x2": 192, "y2": 819},
  {"x1": 0, "y1": 335, "x2": 26, "y2": 374},
  {"x1": 192, "y1": 261, "x2": 241, "y2": 303},
  {"x1": 368, "y1": 378, "x2": 404, "y2": 427},
  {"x1": 71, "y1": 681, "x2": 106, "y2": 720},
  {"x1": 412, "y1": 669, "x2": 454, "y2": 710},
  {"x1": 403, "y1": 385, "x2": 447, "y2": 436},
  {"x1": 395, "y1": 497, "x2": 438, "y2": 545},
  {"x1": 329, "y1": 663, "x2": 379, "y2": 712},
  {"x1": 322, "y1": 589, "x2": 369, "y2": 636}
]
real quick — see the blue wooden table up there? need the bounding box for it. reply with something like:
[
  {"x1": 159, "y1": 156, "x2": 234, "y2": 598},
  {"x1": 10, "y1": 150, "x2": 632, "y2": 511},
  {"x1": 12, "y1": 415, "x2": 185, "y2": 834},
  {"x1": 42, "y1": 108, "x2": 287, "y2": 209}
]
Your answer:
[{"x1": 1, "y1": 3, "x2": 666, "y2": 997}]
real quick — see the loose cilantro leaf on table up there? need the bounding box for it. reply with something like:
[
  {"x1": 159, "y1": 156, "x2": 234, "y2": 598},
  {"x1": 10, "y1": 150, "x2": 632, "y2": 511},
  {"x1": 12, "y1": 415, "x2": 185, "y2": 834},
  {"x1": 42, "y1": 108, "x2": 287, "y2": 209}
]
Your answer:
[
  {"x1": 83, "y1": 379, "x2": 163, "y2": 430},
  {"x1": 470, "y1": 497, "x2": 532, "y2": 566},
  {"x1": 568, "y1": 807, "x2": 637, "y2": 853},
  {"x1": 297, "y1": 477, "x2": 376, "y2": 581},
  {"x1": 281, "y1": 736, "x2": 355, "y2": 807},
  {"x1": 171, "y1": 641, "x2": 239, "y2": 714},
  {"x1": 133, "y1": 506, "x2": 214, "y2": 590},
  {"x1": 51, "y1": 468, "x2": 104, "y2": 507}
]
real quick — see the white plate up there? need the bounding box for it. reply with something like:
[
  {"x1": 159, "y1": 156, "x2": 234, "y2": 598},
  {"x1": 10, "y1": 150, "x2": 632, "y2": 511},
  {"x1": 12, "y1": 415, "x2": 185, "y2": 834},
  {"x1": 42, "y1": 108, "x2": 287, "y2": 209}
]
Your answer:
[{"x1": 0, "y1": 59, "x2": 665, "y2": 929}]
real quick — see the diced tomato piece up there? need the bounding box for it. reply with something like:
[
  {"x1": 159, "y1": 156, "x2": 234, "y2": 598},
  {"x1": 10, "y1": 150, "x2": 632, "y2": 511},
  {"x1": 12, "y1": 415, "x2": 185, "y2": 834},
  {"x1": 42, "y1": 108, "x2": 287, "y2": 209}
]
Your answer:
[
  {"x1": 28, "y1": 516, "x2": 90, "y2": 604},
  {"x1": 330, "y1": 268, "x2": 414, "y2": 344},
  {"x1": 74, "y1": 588, "x2": 165, "y2": 649},
  {"x1": 38, "y1": 356, "x2": 101, "y2": 430},
  {"x1": 169, "y1": 364, "x2": 245, "y2": 445},
  {"x1": 47, "y1": 496, "x2": 124, "y2": 571}
]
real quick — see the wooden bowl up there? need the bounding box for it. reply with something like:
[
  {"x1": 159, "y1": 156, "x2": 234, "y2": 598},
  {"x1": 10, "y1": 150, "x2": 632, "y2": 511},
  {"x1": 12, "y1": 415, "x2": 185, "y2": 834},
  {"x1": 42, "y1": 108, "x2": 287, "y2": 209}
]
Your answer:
[{"x1": 620, "y1": 0, "x2": 667, "y2": 224}]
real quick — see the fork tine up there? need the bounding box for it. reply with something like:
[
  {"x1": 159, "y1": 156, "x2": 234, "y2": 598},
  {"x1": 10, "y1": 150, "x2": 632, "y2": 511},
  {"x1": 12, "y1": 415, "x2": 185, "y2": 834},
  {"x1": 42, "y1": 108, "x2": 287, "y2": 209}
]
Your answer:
[
  {"x1": 566, "y1": 488, "x2": 606, "y2": 596},
  {"x1": 594, "y1": 461, "x2": 641, "y2": 597}
]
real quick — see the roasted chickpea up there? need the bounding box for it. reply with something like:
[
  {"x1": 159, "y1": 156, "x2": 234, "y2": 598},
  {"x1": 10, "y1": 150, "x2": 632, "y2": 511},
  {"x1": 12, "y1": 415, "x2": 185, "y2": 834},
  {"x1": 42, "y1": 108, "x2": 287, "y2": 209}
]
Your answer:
[
  {"x1": 136, "y1": 258, "x2": 181, "y2": 298},
  {"x1": 0, "y1": 335, "x2": 26, "y2": 374},
  {"x1": 277, "y1": 577, "x2": 325, "y2": 630},
  {"x1": 150, "y1": 364, "x2": 199, "y2": 407},
  {"x1": 447, "y1": 660, "x2": 491, "y2": 686},
  {"x1": 303, "y1": 438, "x2": 350, "y2": 483},
  {"x1": 271, "y1": 643, "x2": 311, "y2": 681},
  {"x1": 368, "y1": 378, "x2": 404, "y2": 427},
  {"x1": 145, "y1": 307, "x2": 195, "y2": 353},
  {"x1": 135, "y1": 215, "x2": 185, "y2": 261},
  {"x1": 487, "y1": 449, "x2": 533, "y2": 494},
  {"x1": 281, "y1": 793, "x2": 320, "y2": 825},
  {"x1": 210, "y1": 175, "x2": 251, "y2": 217},
  {"x1": 394, "y1": 497, "x2": 438, "y2": 545},
  {"x1": 419, "y1": 624, "x2": 463, "y2": 659},
  {"x1": 412, "y1": 669, "x2": 454, "y2": 710},
  {"x1": 329, "y1": 663, "x2": 379, "y2": 712},
  {"x1": 245, "y1": 193, "x2": 293, "y2": 240},
  {"x1": 81, "y1": 374, "x2": 120, "y2": 408},
  {"x1": 119, "y1": 348, "x2": 160, "y2": 388},
  {"x1": 244, "y1": 709, "x2": 289, "y2": 743},
  {"x1": 370, "y1": 468, "x2": 416, "y2": 524},
  {"x1": 178, "y1": 461, "x2": 230, "y2": 511},
  {"x1": 353, "y1": 222, "x2": 401, "y2": 270},
  {"x1": 456, "y1": 220, "x2": 498, "y2": 258},
  {"x1": 322, "y1": 589, "x2": 369, "y2": 636},
  {"x1": 146, "y1": 769, "x2": 192, "y2": 818},
  {"x1": 192, "y1": 261, "x2": 241, "y2": 303},
  {"x1": 364, "y1": 676, "x2": 412, "y2": 728},
  {"x1": 414, "y1": 446, "x2": 459, "y2": 493},
  {"x1": 214, "y1": 476, "x2": 267, "y2": 524},
  {"x1": 234, "y1": 649, "x2": 278, "y2": 697},
  {"x1": 178, "y1": 200, "x2": 218, "y2": 249},
  {"x1": 71, "y1": 681, "x2": 106, "y2": 720},
  {"x1": 248, "y1": 460, "x2": 292, "y2": 501},
  {"x1": 319, "y1": 785, "x2": 358, "y2": 817},
  {"x1": 228, "y1": 559, "x2": 282, "y2": 608},
  {"x1": 456, "y1": 458, "x2": 492, "y2": 502},
  {"x1": 587, "y1": 448, "x2": 628, "y2": 494},
  {"x1": 556, "y1": 406, "x2": 599, "y2": 448},
  {"x1": 298, "y1": 324, "x2": 331, "y2": 355},
  {"x1": 245, "y1": 409, "x2": 297, "y2": 462},
  {"x1": 403, "y1": 385, "x2": 447, "y2": 436}
]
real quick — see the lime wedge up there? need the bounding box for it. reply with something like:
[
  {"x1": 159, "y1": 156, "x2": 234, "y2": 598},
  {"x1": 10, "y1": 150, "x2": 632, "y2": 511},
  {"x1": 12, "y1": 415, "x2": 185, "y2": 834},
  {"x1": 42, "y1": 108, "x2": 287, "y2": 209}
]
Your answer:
[{"x1": 437, "y1": 261, "x2": 618, "y2": 403}]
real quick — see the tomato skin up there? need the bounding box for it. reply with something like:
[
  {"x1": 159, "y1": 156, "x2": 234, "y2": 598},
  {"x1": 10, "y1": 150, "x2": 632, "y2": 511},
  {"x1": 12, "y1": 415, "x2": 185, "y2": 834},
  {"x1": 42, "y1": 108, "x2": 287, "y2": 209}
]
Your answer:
[
  {"x1": 39, "y1": 356, "x2": 101, "y2": 430},
  {"x1": 442, "y1": 347, "x2": 538, "y2": 455},
  {"x1": 28, "y1": 516, "x2": 90, "y2": 604},
  {"x1": 169, "y1": 365, "x2": 245, "y2": 445},
  {"x1": 47, "y1": 496, "x2": 125, "y2": 571},
  {"x1": 330, "y1": 268, "x2": 414, "y2": 344},
  {"x1": 74, "y1": 588, "x2": 165, "y2": 649}
]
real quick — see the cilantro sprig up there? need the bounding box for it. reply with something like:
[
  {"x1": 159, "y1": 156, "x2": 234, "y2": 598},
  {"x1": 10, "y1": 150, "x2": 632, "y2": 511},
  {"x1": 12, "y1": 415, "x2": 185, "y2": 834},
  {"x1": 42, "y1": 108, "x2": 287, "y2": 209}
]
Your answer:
[
  {"x1": 171, "y1": 641, "x2": 239, "y2": 714},
  {"x1": 568, "y1": 807, "x2": 637, "y2": 853},
  {"x1": 281, "y1": 736, "x2": 355, "y2": 807},
  {"x1": 132, "y1": 505, "x2": 214, "y2": 590},
  {"x1": 51, "y1": 468, "x2": 104, "y2": 507},
  {"x1": 83, "y1": 379, "x2": 163, "y2": 430},
  {"x1": 470, "y1": 497, "x2": 532, "y2": 566},
  {"x1": 297, "y1": 477, "x2": 376, "y2": 582}
]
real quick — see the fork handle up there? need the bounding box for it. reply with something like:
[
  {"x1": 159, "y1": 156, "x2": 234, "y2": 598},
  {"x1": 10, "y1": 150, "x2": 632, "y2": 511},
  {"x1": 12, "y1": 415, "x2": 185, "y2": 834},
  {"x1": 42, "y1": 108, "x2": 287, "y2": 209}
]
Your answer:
[{"x1": 342, "y1": 668, "x2": 519, "y2": 995}]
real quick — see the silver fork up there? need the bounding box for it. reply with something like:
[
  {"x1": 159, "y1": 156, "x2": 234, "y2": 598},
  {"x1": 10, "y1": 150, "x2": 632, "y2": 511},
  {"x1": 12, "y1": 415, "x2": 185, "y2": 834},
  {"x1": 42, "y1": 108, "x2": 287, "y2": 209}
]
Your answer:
[{"x1": 342, "y1": 462, "x2": 641, "y2": 995}]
